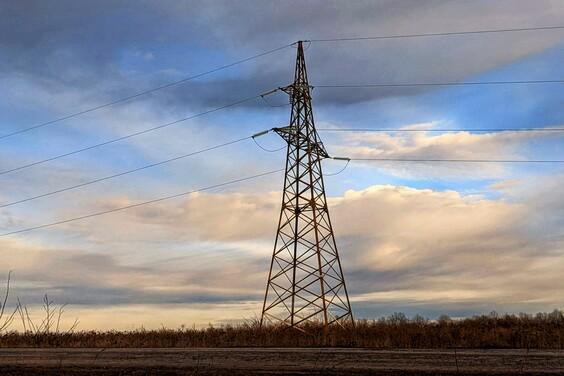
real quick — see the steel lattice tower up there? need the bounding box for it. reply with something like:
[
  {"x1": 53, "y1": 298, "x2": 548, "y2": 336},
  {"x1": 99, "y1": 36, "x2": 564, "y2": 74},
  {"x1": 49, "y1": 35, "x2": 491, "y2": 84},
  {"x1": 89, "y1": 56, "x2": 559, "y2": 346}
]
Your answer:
[{"x1": 261, "y1": 41, "x2": 353, "y2": 328}]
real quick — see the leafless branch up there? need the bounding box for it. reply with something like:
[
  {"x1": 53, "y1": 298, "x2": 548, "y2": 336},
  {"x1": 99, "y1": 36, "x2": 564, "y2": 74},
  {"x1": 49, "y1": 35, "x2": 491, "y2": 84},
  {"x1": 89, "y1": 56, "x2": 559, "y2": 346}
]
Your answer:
[
  {"x1": 16, "y1": 298, "x2": 26, "y2": 332},
  {"x1": 56, "y1": 304, "x2": 67, "y2": 333},
  {"x1": 0, "y1": 271, "x2": 12, "y2": 322},
  {"x1": 24, "y1": 305, "x2": 37, "y2": 333},
  {"x1": 0, "y1": 271, "x2": 20, "y2": 333},
  {"x1": 0, "y1": 305, "x2": 18, "y2": 332},
  {"x1": 66, "y1": 318, "x2": 80, "y2": 334}
]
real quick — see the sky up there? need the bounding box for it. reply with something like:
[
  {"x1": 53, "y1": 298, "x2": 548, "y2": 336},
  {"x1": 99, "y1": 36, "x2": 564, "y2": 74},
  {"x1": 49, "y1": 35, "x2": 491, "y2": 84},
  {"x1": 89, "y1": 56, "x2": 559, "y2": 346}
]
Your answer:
[{"x1": 0, "y1": 0, "x2": 563, "y2": 330}]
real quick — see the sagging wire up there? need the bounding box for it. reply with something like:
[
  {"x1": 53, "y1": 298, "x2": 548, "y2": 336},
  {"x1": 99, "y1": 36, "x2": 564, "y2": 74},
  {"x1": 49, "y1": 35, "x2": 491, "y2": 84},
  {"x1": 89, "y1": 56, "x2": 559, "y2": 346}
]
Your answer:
[
  {"x1": 253, "y1": 138, "x2": 286, "y2": 152},
  {"x1": 261, "y1": 95, "x2": 290, "y2": 108},
  {"x1": 0, "y1": 169, "x2": 284, "y2": 237},
  {"x1": 325, "y1": 157, "x2": 351, "y2": 176},
  {"x1": 1, "y1": 43, "x2": 294, "y2": 141},
  {"x1": 0, "y1": 135, "x2": 255, "y2": 209},
  {"x1": 260, "y1": 88, "x2": 289, "y2": 108},
  {"x1": 252, "y1": 129, "x2": 286, "y2": 152}
]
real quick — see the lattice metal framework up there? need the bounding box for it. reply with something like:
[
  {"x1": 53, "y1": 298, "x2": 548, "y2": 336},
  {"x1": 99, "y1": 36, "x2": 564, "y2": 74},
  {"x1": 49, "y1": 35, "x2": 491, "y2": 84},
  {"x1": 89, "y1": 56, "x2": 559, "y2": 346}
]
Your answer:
[{"x1": 261, "y1": 41, "x2": 353, "y2": 328}]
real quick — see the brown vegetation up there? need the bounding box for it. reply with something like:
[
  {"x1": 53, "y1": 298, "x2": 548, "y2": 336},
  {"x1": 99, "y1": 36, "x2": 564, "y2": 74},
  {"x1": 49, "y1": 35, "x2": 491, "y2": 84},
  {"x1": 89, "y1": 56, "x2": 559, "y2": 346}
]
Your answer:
[
  {"x1": 1, "y1": 311, "x2": 563, "y2": 349},
  {"x1": 3, "y1": 271, "x2": 563, "y2": 349},
  {"x1": 0, "y1": 272, "x2": 79, "y2": 336}
]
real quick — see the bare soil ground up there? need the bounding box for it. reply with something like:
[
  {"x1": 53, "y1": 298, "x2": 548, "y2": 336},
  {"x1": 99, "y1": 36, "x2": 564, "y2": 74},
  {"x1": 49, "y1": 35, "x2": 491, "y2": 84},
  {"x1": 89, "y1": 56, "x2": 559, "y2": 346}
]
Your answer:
[{"x1": 0, "y1": 348, "x2": 563, "y2": 375}]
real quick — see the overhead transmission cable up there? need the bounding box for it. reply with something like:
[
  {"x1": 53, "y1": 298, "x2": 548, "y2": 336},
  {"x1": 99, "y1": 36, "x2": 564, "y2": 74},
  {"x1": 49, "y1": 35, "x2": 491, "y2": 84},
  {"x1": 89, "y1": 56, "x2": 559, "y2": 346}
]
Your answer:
[
  {"x1": 307, "y1": 25, "x2": 564, "y2": 42},
  {"x1": 313, "y1": 79, "x2": 564, "y2": 88},
  {"x1": 318, "y1": 128, "x2": 564, "y2": 133},
  {"x1": 0, "y1": 132, "x2": 277, "y2": 208},
  {"x1": 252, "y1": 134, "x2": 286, "y2": 152},
  {"x1": 332, "y1": 157, "x2": 564, "y2": 164},
  {"x1": 324, "y1": 158, "x2": 350, "y2": 176},
  {"x1": 0, "y1": 169, "x2": 284, "y2": 237},
  {"x1": 0, "y1": 93, "x2": 272, "y2": 176},
  {"x1": 0, "y1": 44, "x2": 293, "y2": 141},
  {"x1": 4, "y1": 24, "x2": 563, "y2": 141}
]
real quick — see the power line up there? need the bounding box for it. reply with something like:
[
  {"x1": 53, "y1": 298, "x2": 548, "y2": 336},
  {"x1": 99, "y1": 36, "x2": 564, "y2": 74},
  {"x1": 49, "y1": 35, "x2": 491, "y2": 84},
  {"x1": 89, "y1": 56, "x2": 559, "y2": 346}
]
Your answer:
[
  {"x1": 0, "y1": 44, "x2": 292, "y2": 141},
  {"x1": 324, "y1": 159, "x2": 350, "y2": 176},
  {"x1": 307, "y1": 25, "x2": 564, "y2": 42},
  {"x1": 314, "y1": 79, "x2": 564, "y2": 88},
  {"x1": 318, "y1": 128, "x2": 564, "y2": 133},
  {"x1": 260, "y1": 95, "x2": 290, "y2": 108},
  {"x1": 348, "y1": 158, "x2": 564, "y2": 163},
  {"x1": 252, "y1": 137, "x2": 286, "y2": 152},
  {"x1": 0, "y1": 135, "x2": 257, "y2": 208},
  {"x1": 3, "y1": 26, "x2": 562, "y2": 140},
  {"x1": 0, "y1": 94, "x2": 264, "y2": 176},
  {"x1": 0, "y1": 169, "x2": 283, "y2": 237}
]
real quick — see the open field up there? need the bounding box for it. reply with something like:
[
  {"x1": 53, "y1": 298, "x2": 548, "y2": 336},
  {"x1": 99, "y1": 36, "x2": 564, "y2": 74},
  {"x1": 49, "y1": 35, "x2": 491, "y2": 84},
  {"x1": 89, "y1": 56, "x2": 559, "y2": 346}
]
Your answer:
[
  {"x1": 1, "y1": 348, "x2": 563, "y2": 375},
  {"x1": 3, "y1": 311, "x2": 564, "y2": 349}
]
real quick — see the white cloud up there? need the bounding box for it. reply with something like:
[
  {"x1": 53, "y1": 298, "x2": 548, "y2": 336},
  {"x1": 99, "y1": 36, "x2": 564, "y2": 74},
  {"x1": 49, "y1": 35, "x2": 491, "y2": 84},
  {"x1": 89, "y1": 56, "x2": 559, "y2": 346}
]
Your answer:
[
  {"x1": 1, "y1": 175, "x2": 562, "y2": 327},
  {"x1": 327, "y1": 125, "x2": 558, "y2": 179}
]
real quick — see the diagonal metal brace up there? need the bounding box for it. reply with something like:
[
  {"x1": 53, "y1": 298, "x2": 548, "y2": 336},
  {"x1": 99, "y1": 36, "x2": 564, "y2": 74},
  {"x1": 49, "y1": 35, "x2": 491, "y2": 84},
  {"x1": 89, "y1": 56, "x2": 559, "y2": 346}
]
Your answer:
[{"x1": 273, "y1": 126, "x2": 330, "y2": 159}]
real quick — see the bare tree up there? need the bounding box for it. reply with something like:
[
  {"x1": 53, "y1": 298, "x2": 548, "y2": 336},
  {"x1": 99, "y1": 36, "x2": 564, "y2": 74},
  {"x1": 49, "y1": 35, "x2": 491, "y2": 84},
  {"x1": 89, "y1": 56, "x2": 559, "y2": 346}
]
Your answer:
[
  {"x1": 17, "y1": 294, "x2": 79, "y2": 335},
  {"x1": 0, "y1": 273, "x2": 35, "y2": 334},
  {"x1": 0, "y1": 271, "x2": 20, "y2": 333},
  {"x1": 0, "y1": 271, "x2": 79, "y2": 334}
]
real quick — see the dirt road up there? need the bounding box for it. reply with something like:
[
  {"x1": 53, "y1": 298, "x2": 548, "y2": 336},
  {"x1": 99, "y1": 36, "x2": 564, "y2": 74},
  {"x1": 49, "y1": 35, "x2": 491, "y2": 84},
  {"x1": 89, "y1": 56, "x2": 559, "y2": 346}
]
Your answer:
[{"x1": 0, "y1": 348, "x2": 563, "y2": 375}]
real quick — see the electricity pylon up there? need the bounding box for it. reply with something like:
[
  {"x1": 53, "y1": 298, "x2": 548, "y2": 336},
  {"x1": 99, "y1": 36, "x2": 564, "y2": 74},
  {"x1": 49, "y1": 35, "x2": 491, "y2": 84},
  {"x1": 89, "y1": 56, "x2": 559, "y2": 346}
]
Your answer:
[{"x1": 261, "y1": 41, "x2": 353, "y2": 328}]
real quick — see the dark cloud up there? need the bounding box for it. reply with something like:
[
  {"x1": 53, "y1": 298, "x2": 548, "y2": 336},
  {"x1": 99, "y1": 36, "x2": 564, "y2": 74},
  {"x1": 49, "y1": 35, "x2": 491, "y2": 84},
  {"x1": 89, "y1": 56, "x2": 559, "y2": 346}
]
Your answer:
[
  {"x1": 1, "y1": 1, "x2": 178, "y2": 76},
  {"x1": 11, "y1": 284, "x2": 260, "y2": 306},
  {"x1": 5, "y1": 250, "x2": 264, "y2": 306},
  {"x1": 2, "y1": 0, "x2": 563, "y2": 111}
]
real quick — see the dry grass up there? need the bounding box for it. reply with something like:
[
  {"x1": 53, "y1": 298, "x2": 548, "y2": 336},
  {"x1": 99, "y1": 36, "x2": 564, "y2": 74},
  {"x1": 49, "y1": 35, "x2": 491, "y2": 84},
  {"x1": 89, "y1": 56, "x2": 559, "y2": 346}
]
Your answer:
[
  {"x1": 2, "y1": 272, "x2": 563, "y2": 349},
  {"x1": 1, "y1": 311, "x2": 563, "y2": 349}
]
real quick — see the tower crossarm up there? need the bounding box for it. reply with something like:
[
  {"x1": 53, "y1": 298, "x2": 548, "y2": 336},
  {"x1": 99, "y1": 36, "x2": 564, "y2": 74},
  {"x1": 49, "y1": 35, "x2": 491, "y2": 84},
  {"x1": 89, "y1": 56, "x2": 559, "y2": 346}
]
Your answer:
[
  {"x1": 273, "y1": 126, "x2": 330, "y2": 159},
  {"x1": 279, "y1": 83, "x2": 314, "y2": 101}
]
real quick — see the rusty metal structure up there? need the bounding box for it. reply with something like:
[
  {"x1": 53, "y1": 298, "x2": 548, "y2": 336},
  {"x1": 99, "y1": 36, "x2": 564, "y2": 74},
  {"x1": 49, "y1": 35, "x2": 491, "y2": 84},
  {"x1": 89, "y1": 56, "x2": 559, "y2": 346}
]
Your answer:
[{"x1": 261, "y1": 41, "x2": 353, "y2": 328}]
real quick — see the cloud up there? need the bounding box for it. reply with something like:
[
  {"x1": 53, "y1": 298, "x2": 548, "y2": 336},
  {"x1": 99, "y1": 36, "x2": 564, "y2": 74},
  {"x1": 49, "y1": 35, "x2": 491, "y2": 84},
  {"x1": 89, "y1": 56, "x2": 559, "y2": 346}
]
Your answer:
[
  {"x1": 328, "y1": 125, "x2": 558, "y2": 179},
  {"x1": 2, "y1": 174, "x2": 562, "y2": 326},
  {"x1": 334, "y1": 126, "x2": 550, "y2": 159},
  {"x1": 2, "y1": 0, "x2": 563, "y2": 111},
  {"x1": 0, "y1": 237, "x2": 266, "y2": 308}
]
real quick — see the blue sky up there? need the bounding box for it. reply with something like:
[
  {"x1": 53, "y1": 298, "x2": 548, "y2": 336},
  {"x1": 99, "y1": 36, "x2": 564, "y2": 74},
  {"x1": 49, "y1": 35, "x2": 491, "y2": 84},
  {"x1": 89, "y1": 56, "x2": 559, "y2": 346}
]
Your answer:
[{"x1": 0, "y1": 0, "x2": 563, "y2": 330}]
